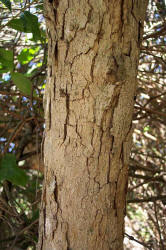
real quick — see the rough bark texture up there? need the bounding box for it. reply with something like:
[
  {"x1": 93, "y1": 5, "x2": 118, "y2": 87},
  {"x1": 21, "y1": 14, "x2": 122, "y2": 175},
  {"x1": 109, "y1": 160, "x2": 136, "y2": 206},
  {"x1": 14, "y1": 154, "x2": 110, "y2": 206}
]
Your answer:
[{"x1": 38, "y1": 0, "x2": 148, "y2": 249}]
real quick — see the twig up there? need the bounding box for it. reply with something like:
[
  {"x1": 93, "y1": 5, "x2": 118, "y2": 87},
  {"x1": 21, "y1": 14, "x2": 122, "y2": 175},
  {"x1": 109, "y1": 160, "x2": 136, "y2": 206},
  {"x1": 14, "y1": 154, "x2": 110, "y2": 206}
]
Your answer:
[
  {"x1": 9, "y1": 218, "x2": 38, "y2": 250},
  {"x1": 127, "y1": 195, "x2": 166, "y2": 203},
  {"x1": 154, "y1": 202, "x2": 165, "y2": 250},
  {"x1": 125, "y1": 232, "x2": 152, "y2": 249},
  {"x1": 143, "y1": 25, "x2": 166, "y2": 40},
  {"x1": 3, "y1": 117, "x2": 34, "y2": 154}
]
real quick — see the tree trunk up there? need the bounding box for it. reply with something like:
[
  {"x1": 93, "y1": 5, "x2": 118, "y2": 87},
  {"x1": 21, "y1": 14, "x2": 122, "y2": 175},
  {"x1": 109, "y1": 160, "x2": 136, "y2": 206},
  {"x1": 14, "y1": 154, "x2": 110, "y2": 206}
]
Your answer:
[{"x1": 38, "y1": 0, "x2": 148, "y2": 249}]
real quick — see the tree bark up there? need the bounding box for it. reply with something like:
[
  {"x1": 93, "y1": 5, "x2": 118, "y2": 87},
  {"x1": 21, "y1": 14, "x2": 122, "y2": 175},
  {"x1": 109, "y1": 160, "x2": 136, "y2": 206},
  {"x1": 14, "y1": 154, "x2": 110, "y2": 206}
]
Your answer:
[{"x1": 38, "y1": 0, "x2": 148, "y2": 249}]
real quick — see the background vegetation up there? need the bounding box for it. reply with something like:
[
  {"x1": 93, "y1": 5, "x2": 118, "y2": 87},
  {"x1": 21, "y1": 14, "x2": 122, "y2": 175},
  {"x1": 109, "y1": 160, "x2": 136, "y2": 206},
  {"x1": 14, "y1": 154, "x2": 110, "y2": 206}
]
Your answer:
[{"x1": 0, "y1": 0, "x2": 165, "y2": 249}]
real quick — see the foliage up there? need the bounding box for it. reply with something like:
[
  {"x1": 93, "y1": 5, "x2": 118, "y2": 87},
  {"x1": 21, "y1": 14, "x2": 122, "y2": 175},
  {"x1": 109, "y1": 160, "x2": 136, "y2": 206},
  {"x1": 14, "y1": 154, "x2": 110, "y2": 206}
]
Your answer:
[
  {"x1": 0, "y1": 0, "x2": 11, "y2": 11},
  {"x1": 0, "y1": 0, "x2": 165, "y2": 249},
  {"x1": 0, "y1": 0, "x2": 45, "y2": 249},
  {"x1": 0, "y1": 154, "x2": 28, "y2": 186}
]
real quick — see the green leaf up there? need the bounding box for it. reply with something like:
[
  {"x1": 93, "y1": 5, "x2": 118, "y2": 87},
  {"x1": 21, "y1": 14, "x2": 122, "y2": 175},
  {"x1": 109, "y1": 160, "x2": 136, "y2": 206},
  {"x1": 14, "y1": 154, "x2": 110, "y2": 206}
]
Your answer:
[
  {"x1": 7, "y1": 19, "x2": 26, "y2": 32},
  {"x1": 0, "y1": 48, "x2": 13, "y2": 61},
  {"x1": 36, "y1": 4, "x2": 43, "y2": 11},
  {"x1": 0, "y1": 0, "x2": 11, "y2": 10},
  {"x1": 18, "y1": 47, "x2": 40, "y2": 64},
  {"x1": 0, "y1": 65, "x2": 11, "y2": 73},
  {"x1": 0, "y1": 154, "x2": 28, "y2": 186},
  {"x1": 7, "y1": 11, "x2": 41, "y2": 41},
  {"x1": 22, "y1": 11, "x2": 41, "y2": 41},
  {"x1": 0, "y1": 48, "x2": 13, "y2": 72},
  {"x1": 11, "y1": 72, "x2": 34, "y2": 96},
  {"x1": 143, "y1": 126, "x2": 150, "y2": 132},
  {"x1": 18, "y1": 49, "x2": 34, "y2": 64}
]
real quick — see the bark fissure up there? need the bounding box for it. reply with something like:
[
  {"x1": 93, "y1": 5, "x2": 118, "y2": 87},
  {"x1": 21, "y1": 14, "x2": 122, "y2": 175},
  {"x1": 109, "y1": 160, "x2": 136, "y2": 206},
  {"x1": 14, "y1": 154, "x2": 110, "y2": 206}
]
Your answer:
[
  {"x1": 53, "y1": 176, "x2": 58, "y2": 203},
  {"x1": 53, "y1": 77, "x2": 56, "y2": 100},
  {"x1": 107, "y1": 135, "x2": 114, "y2": 184},
  {"x1": 59, "y1": 86, "x2": 70, "y2": 143},
  {"x1": 61, "y1": 0, "x2": 69, "y2": 40}
]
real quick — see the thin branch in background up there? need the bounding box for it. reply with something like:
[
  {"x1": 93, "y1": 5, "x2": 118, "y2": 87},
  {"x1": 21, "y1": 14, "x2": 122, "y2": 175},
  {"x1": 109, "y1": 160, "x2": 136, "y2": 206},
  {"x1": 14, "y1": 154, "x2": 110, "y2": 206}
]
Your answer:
[
  {"x1": 124, "y1": 233, "x2": 152, "y2": 249},
  {"x1": 154, "y1": 202, "x2": 165, "y2": 250},
  {"x1": 143, "y1": 24, "x2": 166, "y2": 40},
  {"x1": 0, "y1": 90, "x2": 43, "y2": 102},
  {"x1": 9, "y1": 218, "x2": 38, "y2": 250},
  {"x1": 3, "y1": 117, "x2": 34, "y2": 154},
  {"x1": 127, "y1": 195, "x2": 166, "y2": 204}
]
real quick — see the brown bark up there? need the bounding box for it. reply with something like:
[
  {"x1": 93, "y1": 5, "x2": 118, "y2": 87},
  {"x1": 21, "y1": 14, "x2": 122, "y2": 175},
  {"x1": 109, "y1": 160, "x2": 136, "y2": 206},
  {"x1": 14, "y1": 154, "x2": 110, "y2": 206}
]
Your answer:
[{"x1": 38, "y1": 0, "x2": 148, "y2": 249}]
